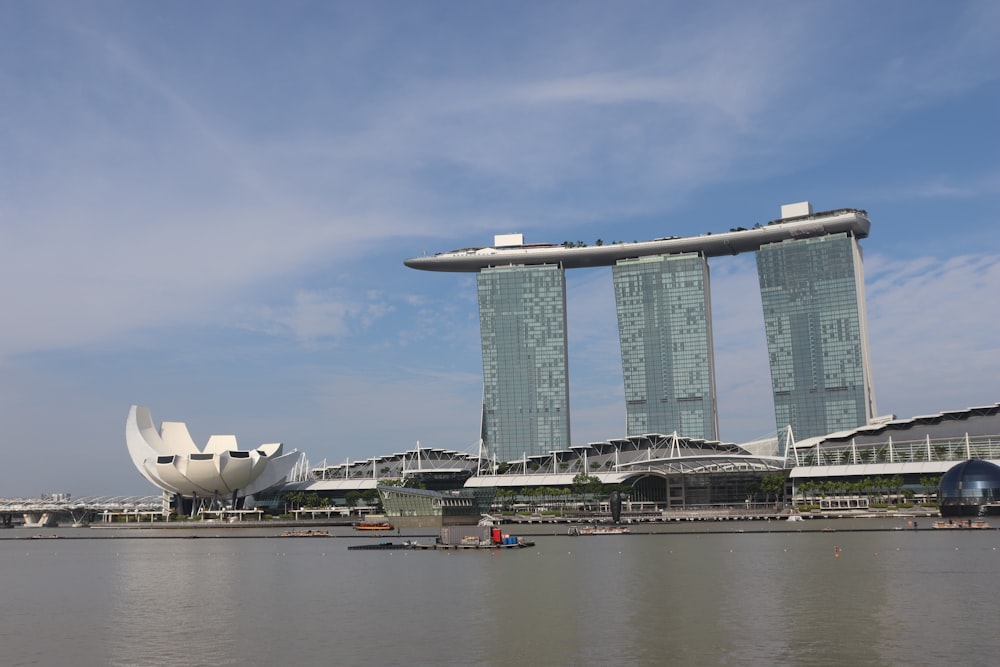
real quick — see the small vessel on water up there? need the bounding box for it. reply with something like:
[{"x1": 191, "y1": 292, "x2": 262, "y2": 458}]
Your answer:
[
  {"x1": 351, "y1": 516, "x2": 535, "y2": 551},
  {"x1": 933, "y1": 519, "x2": 991, "y2": 529},
  {"x1": 349, "y1": 538, "x2": 534, "y2": 551},
  {"x1": 354, "y1": 521, "x2": 393, "y2": 531},
  {"x1": 280, "y1": 529, "x2": 331, "y2": 537},
  {"x1": 568, "y1": 525, "x2": 630, "y2": 536},
  {"x1": 348, "y1": 541, "x2": 410, "y2": 550}
]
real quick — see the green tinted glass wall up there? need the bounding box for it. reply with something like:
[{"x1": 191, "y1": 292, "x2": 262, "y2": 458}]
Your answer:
[
  {"x1": 477, "y1": 265, "x2": 570, "y2": 461},
  {"x1": 756, "y1": 233, "x2": 875, "y2": 453},
  {"x1": 613, "y1": 253, "x2": 718, "y2": 440}
]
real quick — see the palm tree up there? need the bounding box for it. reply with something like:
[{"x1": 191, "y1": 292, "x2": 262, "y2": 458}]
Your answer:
[
  {"x1": 889, "y1": 475, "x2": 905, "y2": 505},
  {"x1": 919, "y1": 475, "x2": 941, "y2": 503},
  {"x1": 760, "y1": 474, "x2": 786, "y2": 505},
  {"x1": 803, "y1": 480, "x2": 817, "y2": 505},
  {"x1": 794, "y1": 480, "x2": 809, "y2": 505},
  {"x1": 862, "y1": 476, "x2": 877, "y2": 503}
]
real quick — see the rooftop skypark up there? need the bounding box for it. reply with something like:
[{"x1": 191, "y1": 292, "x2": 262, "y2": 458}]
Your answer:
[{"x1": 403, "y1": 206, "x2": 870, "y2": 272}]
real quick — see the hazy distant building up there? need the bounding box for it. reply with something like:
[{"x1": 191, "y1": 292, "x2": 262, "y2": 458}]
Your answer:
[
  {"x1": 756, "y1": 206, "x2": 876, "y2": 453},
  {"x1": 613, "y1": 253, "x2": 718, "y2": 439},
  {"x1": 477, "y1": 263, "x2": 571, "y2": 462}
]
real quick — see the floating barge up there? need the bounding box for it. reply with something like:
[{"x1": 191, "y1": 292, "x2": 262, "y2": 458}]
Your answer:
[
  {"x1": 412, "y1": 536, "x2": 535, "y2": 550},
  {"x1": 933, "y1": 520, "x2": 991, "y2": 529},
  {"x1": 348, "y1": 538, "x2": 534, "y2": 551},
  {"x1": 348, "y1": 541, "x2": 405, "y2": 550},
  {"x1": 349, "y1": 518, "x2": 535, "y2": 551},
  {"x1": 568, "y1": 525, "x2": 629, "y2": 536}
]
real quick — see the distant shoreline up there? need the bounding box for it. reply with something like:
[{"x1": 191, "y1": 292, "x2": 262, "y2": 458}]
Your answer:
[
  {"x1": 1, "y1": 509, "x2": 958, "y2": 539},
  {"x1": 9, "y1": 507, "x2": 944, "y2": 531}
]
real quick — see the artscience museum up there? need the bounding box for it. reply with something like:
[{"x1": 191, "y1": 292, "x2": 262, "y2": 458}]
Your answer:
[{"x1": 125, "y1": 405, "x2": 300, "y2": 515}]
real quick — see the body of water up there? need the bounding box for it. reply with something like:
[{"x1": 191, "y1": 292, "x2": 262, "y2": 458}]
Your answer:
[{"x1": 2, "y1": 521, "x2": 998, "y2": 666}]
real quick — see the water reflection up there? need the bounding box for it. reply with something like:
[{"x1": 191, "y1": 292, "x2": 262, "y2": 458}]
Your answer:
[
  {"x1": 109, "y1": 540, "x2": 244, "y2": 666},
  {"x1": 3, "y1": 529, "x2": 1000, "y2": 666}
]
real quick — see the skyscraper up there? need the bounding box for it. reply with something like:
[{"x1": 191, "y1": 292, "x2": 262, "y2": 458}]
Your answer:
[
  {"x1": 405, "y1": 203, "x2": 874, "y2": 454},
  {"x1": 477, "y1": 264, "x2": 571, "y2": 461},
  {"x1": 613, "y1": 253, "x2": 718, "y2": 439},
  {"x1": 757, "y1": 232, "x2": 876, "y2": 453}
]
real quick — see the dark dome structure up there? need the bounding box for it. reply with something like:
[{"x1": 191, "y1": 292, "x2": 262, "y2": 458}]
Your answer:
[{"x1": 938, "y1": 459, "x2": 1000, "y2": 517}]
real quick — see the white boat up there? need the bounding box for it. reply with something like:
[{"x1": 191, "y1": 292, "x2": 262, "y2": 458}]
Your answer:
[
  {"x1": 933, "y1": 520, "x2": 990, "y2": 529},
  {"x1": 568, "y1": 525, "x2": 630, "y2": 536}
]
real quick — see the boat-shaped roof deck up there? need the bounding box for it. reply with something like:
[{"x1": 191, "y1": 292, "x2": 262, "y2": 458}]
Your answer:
[{"x1": 404, "y1": 208, "x2": 870, "y2": 272}]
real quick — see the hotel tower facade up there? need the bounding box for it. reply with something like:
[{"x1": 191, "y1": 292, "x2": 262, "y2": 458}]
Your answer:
[
  {"x1": 476, "y1": 264, "x2": 571, "y2": 463},
  {"x1": 756, "y1": 231, "x2": 876, "y2": 452},
  {"x1": 613, "y1": 253, "x2": 718, "y2": 441}
]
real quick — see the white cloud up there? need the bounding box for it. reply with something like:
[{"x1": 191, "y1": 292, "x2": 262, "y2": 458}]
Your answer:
[
  {"x1": 863, "y1": 170, "x2": 1000, "y2": 203},
  {"x1": 5, "y1": 3, "x2": 994, "y2": 366},
  {"x1": 866, "y1": 252, "x2": 1000, "y2": 416},
  {"x1": 243, "y1": 289, "x2": 397, "y2": 346}
]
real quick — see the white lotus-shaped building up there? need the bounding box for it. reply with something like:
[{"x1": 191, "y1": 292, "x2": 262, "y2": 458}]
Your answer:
[{"x1": 126, "y1": 405, "x2": 298, "y2": 502}]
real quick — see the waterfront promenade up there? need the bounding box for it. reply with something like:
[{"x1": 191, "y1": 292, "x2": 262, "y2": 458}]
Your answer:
[{"x1": 2, "y1": 505, "x2": 947, "y2": 537}]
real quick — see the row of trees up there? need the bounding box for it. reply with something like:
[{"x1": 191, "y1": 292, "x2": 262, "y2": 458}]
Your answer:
[
  {"x1": 795, "y1": 475, "x2": 941, "y2": 505},
  {"x1": 281, "y1": 491, "x2": 327, "y2": 509},
  {"x1": 745, "y1": 474, "x2": 786, "y2": 504},
  {"x1": 281, "y1": 489, "x2": 381, "y2": 511},
  {"x1": 562, "y1": 239, "x2": 623, "y2": 248},
  {"x1": 491, "y1": 473, "x2": 629, "y2": 512}
]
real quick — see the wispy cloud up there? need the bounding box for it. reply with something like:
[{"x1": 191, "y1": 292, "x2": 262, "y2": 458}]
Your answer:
[
  {"x1": 866, "y1": 252, "x2": 1000, "y2": 413},
  {"x1": 864, "y1": 170, "x2": 1000, "y2": 202},
  {"x1": 241, "y1": 289, "x2": 398, "y2": 347}
]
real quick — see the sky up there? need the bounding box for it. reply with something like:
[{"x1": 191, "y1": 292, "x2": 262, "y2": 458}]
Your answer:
[{"x1": 1, "y1": 1, "x2": 999, "y2": 497}]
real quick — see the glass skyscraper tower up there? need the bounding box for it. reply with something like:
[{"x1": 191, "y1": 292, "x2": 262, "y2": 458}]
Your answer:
[
  {"x1": 406, "y1": 203, "x2": 874, "y2": 456},
  {"x1": 477, "y1": 264, "x2": 571, "y2": 462},
  {"x1": 613, "y1": 253, "x2": 718, "y2": 440},
  {"x1": 756, "y1": 232, "x2": 876, "y2": 453}
]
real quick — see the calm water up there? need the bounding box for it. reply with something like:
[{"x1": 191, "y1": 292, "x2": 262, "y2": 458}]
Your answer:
[{"x1": 2, "y1": 521, "x2": 999, "y2": 666}]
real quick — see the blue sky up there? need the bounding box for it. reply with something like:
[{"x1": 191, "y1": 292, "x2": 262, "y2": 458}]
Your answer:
[{"x1": 2, "y1": 1, "x2": 998, "y2": 497}]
